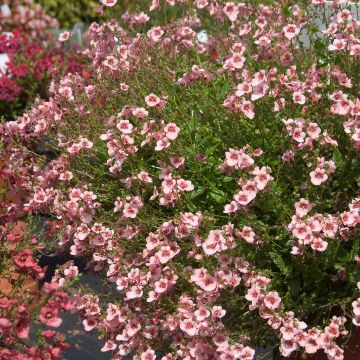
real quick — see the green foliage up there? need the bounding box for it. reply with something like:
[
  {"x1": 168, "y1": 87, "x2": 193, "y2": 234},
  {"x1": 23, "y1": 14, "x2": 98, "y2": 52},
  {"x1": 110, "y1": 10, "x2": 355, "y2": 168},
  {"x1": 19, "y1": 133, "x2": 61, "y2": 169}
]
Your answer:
[{"x1": 38, "y1": 0, "x2": 101, "y2": 27}]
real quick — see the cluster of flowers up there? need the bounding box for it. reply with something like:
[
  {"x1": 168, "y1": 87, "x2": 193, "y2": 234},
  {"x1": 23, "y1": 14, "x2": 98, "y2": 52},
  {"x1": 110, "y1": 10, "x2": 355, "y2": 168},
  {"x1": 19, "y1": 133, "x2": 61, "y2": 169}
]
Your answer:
[
  {"x1": 0, "y1": 220, "x2": 75, "y2": 359},
  {"x1": 0, "y1": 0, "x2": 58, "y2": 39},
  {"x1": 222, "y1": 146, "x2": 273, "y2": 214},
  {"x1": 329, "y1": 90, "x2": 360, "y2": 149},
  {"x1": 72, "y1": 214, "x2": 256, "y2": 359},
  {"x1": 1, "y1": 0, "x2": 360, "y2": 359},
  {"x1": 243, "y1": 267, "x2": 349, "y2": 359},
  {"x1": 0, "y1": 28, "x2": 82, "y2": 119},
  {"x1": 288, "y1": 198, "x2": 360, "y2": 255},
  {"x1": 0, "y1": 29, "x2": 79, "y2": 99}
]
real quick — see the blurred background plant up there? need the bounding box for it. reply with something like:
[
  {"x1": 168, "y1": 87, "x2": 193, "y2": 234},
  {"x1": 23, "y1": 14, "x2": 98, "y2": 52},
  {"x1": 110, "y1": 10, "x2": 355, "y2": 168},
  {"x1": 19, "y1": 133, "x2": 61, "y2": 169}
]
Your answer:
[
  {"x1": 37, "y1": 0, "x2": 101, "y2": 28},
  {"x1": 0, "y1": 29, "x2": 82, "y2": 121},
  {"x1": 0, "y1": 0, "x2": 58, "y2": 40}
]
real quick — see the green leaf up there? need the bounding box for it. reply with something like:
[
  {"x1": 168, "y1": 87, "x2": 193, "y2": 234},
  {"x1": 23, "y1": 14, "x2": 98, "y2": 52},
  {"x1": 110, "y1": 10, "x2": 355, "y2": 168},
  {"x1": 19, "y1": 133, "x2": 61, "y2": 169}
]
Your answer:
[
  {"x1": 269, "y1": 252, "x2": 290, "y2": 274},
  {"x1": 190, "y1": 188, "x2": 205, "y2": 199},
  {"x1": 332, "y1": 148, "x2": 343, "y2": 167},
  {"x1": 223, "y1": 176, "x2": 233, "y2": 183},
  {"x1": 208, "y1": 190, "x2": 225, "y2": 203}
]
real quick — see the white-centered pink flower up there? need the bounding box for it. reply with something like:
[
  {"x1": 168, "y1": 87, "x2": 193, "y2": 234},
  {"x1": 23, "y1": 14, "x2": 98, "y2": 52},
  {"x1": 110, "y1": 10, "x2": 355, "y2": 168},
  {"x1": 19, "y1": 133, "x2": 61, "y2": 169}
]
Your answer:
[
  {"x1": 223, "y1": 2, "x2": 238, "y2": 22},
  {"x1": 164, "y1": 123, "x2": 180, "y2": 140},
  {"x1": 283, "y1": 24, "x2": 299, "y2": 40},
  {"x1": 310, "y1": 167, "x2": 328, "y2": 186},
  {"x1": 58, "y1": 31, "x2": 71, "y2": 42}
]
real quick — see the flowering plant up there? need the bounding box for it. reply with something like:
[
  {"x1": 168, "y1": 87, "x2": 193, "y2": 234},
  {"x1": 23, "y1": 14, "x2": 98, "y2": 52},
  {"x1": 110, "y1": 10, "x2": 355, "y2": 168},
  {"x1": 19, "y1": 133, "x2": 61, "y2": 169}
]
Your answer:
[
  {"x1": 0, "y1": 0, "x2": 58, "y2": 40},
  {"x1": 0, "y1": 28, "x2": 82, "y2": 120},
  {"x1": 1, "y1": 0, "x2": 360, "y2": 359}
]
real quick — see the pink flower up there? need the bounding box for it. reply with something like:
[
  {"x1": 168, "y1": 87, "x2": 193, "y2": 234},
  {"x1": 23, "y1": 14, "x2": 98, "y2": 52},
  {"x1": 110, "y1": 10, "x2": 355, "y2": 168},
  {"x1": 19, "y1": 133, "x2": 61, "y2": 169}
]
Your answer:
[
  {"x1": 238, "y1": 226, "x2": 256, "y2": 244},
  {"x1": 155, "y1": 138, "x2": 170, "y2": 151},
  {"x1": 198, "y1": 274, "x2": 218, "y2": 292},
  {"x1": 138, "y1": 171, "x2": 152, "y2": 183},
  {"x1": 223, "y1": 2, "x2": 238, "y2": 22},
  {"x1": 132, "y1": 107, "x2": 148, "y2": 118},
  {"x1": 154, "y1": 278, "x2": 169, "y2": 294},
  {"x1": 329, "y1": 39, "x2": 346, "y2": 51},
  {"x1": 282, "y1": 24, "x2": 299, "y2": 40},
  {"x1": 103, "y1": 56, "x2": 118, "y2": 71},
  {"x1": 252, "y1": 166, "x2": 273, "y2": 190},
  {"x1": 145, "y1": 93, "x2": 161, "y2": 107},
  {"x1": 236, "y1": 83, "x2": 252, "y2": 97},
  {"x1": 229, "y1": 53, "x2": 245, "y2": 69},
  {"x1": 311, "y1": 237, "x2": 328, "y2": 252},
  {"x1": 58, "y1": 31, "x2": 71, "y2": 42},
  {"x1": 263, "y1": 292, "x2": 281, "y2": 310},
  {"x1": 101, "y1": 0, "x2": 117, "y2": 6},
  {"x1": 141, "y1": 349, "x2": 156, "y2": 360},
  {"x1": 101, "y1": 340, "x2": 117, "y2": 352},
  {"x1": 341, "y1": 212, "x2": 356, "y2": 227},
  {"x1": 180, "y1": 318, "x2": 198, "y2": 337},
  {"x1": 295, "y1": 198, "x2": 313, "y2": 218},
  {"x1": 212, "y1": 306, "x2": 226, "y2": 318},
  {"x1": 75, "y1": 224, "x2": 90, "y2": 241},
  {"x1": 117, "y1": 119, "x2": 133, "y2": 133},
  {"x1": 304, "y1": 338, "x2": 319, "y2": 354},
  {"x1": 240, "y1": 347, "x2": 255, "y2": 360},
  {"x1": 149, "y1": 0, "x2": 160, "y2": 11},
  {"x1": 240, "y1": 101, "x2": 255, "y2": 119},
  {"x1": 310, "y1": 167, "x2": 328, "y2": 185},
  {"x1": 307, "y1": 122, "x2": 321, "y2": 139},
  {"x1": 157, "y1": 246, "x2": 175, "y2": 264},
  {"x1": 181, "y1": 212, "x2": 200, "y2": 227},
  {"x1": 39, "y1": 304, "x2": 62, "y2": 328},
  {"x1": 123, "y1": 203, "x2": 139, "y2": 218},
  {"x1": 255, "y1": 36, "x2": 271, "y2": 46},
  {"x1": 147, "y1": 27, "x2": 164, "y2": 42},
  {"x1": 292, "y1": 222, "x2": 312, "y2": 240},
  {"x1": 196, "y1": 0, "x2": 208, "y2": 9},
  {"x1": 81, "y1": 191, "x2": 96, "y2": 203},
  {"x1": 177, "y1": 179, "x2": 194, "y2": 192},
  {"x1": 325, "y1": 324, "x2": 340, "y2": 339},
  {"x1": 59, "y1": 171, "x2": 73, "y2": 181},
  {"x1": 125, "y1": 319, "x2": 141, "y2": 337},
  {"x1": 164, "y1": 123, "x2": 180, "y2": 140},
  {"x1": 194, "y1": 306, "x2": 210, "y2": 321},
  {"x1": 59, "y1": 86, "x2": 74, "y2": 101},
  {"x1": 79, "y1": 137, "x2": 93, "y2": 149},
  {"x1": 225, "y1": 148, "x2": 241, "y2": 167},
  {"x1": 162, "y1": 176, "x2": 176, "y2": 194},
  {"x1": 352, "y1": 299, "x2": 360, "y2": 316},
  {"x1": 34, "y1": 188, "x2": 49, "y2": 204},
  {"x1": 234, "y1": 191, "x2": 251, "y2": 206},
  {"x1": 293, "y1": 92, "x2": 306, "y2": 105},
  {"x1": 280, "y1": 324, "x2": 297, "y2": 341},
  {"x1": 126, "y1": 286, "x2": 143, "y2": 299},
  {"x1": 202, "y1": 235, "x2": 221, "y2": 255}
]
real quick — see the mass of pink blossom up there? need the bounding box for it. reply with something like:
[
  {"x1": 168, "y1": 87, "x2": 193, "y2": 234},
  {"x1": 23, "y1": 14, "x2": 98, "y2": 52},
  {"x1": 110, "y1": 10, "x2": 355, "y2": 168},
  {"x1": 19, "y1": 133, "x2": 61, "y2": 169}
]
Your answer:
[{"x1": 1, "y1": 0, "x2": 360, "y2": 359}]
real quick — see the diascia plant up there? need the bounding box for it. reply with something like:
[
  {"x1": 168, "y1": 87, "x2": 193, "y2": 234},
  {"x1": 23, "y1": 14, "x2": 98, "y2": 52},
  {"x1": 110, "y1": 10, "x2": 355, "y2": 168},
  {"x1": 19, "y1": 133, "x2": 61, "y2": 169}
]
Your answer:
[{"x1": 1, "y1": 0, "x2": 360, "y2": 359}]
